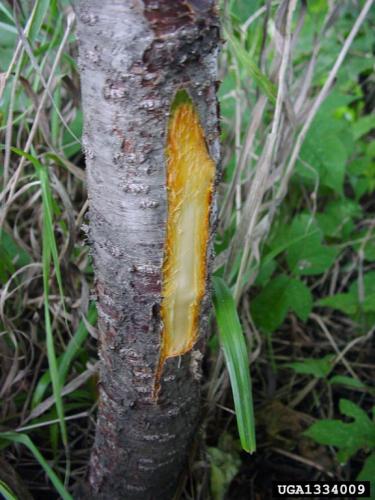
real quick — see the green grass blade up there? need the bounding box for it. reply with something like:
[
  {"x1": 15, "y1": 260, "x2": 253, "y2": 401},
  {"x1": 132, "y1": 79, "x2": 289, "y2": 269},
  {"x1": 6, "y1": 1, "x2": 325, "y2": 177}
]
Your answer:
[
  {"x1": 11, "y1": 148, "x2": 67, "y2": 446},
  {"x1": 11, "y1": 148, "x2": 66, "y2": 306},
  {"x1": 41, "y1": 215, "x2": 67, "y2": 446},
  {"x1": 38, "y1": 165, "x2": 66, "y2": 306},
  {"x1": 51, "y1": 83, "x2": 61, "y2": 145},
  {"x1": 0, "y1": 480, "x2": 18, "y2": 500},
  {"x1": 0, "y1": 3, "x2": 15, "y2": 23},
  {"x1": 58, "y1": 304, "x2": 97, "y2": 384},
  {"x1": 42, "y1": 249, "x2": 67, "y2": 446},
  {"x1": 213, "y1": 276, "x2": 256, "y2": 453},
  {"x1": 0, "y1": 21, "x2": 18, "y2": 34},
  {"x1": 0, "y1": 432, "x2": 73, "y2": 500},
  {"x1": 28, "y1": 0, "x2": 50, "y2": 43},
  {"x1": 226, "y1": 30, "x2": 277, "y2": 104},
  {"x1": 32, "y1": 303, "x2": 97, "y2": 408}
]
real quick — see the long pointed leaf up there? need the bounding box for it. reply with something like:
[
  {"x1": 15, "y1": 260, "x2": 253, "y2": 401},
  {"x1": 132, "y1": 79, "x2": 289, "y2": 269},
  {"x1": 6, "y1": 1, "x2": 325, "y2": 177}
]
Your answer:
[
  {"x1": 0, "y1": 480, "x2": 18, "y2": 500},
  {"x1": 213, "y1": 277, "x2": 256, "y2": 453},
  {"x1": 226, "y1": 31, "x2": 277, "y2": 104}
]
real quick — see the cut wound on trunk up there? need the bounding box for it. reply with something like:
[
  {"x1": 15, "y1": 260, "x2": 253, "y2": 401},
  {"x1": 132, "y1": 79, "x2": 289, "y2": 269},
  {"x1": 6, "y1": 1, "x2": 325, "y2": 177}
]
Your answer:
[{"x1": 160, "y1": 90, "x2": 215, "y2": 364}]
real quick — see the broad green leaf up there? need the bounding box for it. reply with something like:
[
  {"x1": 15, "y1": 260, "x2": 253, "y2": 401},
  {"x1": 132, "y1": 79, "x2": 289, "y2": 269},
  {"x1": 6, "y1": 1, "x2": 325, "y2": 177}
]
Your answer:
[
  {"x1": 316, "y1": 200, "x2": 361, "y2": 239},
  {"x1": 251, "y1": 275, "x2": 312, "y2": 332},
  {"x1": 329, "y1": 375, "x2": 367, "y2": 390},
  {"x1": 297, "y1": 110, "x2": 352, "y2": 194},
  {"x1": 254, "y1": 259, "x2": 277, "y2": 287},
  {"x1": 251, "y1": 275, "x2": 290, "y2": 332},
  {"x1": 213, "y1": 277, "x2": 256, "y2": 453},
  {"x1": 353, "y1": 115, "x2": 375, "y2": 140},
  {"x1": 285, "y1": 215, "x2": 338, "y2": 276},
  {"x1": 286, "y1": 279, "x2": 313, "y2": 321},
  {"x1": 264, "y1": 225, "x2": 322, "y2": 270},
  {"x1": 305, "y1": 419, "x2": 357, "y2": 462},
  {"x1": 0, "y1": 432, "x2": 73, "y2": 500},
  {"x1": 317, "y1": 293, "x2": 358, "y2": 315},
  {"x1": 318, "y1": 272, "x2": 375, "y2": 318},
  {"x1": 317, "y1": 92, "x2": 357, "y2": 114},
  {"x1": 285, "y1": 355, "x2": 333, "y2": 378},
  {"x1": 252, "y1": 226, "x2": 322, "y2": 289},
  {"x1": 357, "y1": 452, "x2": 375, "y2": 497},
  {"x1": 298, "y1": 134, "x2": 347, "y2": 193},
  {"x1": 348, "y1": 157, "x2": 372, "y2": 176},
  {"x1": 289, "y1": 242, "x2": 338, "y2": 276},
  {"x1": 339, "y1": 399, "x2": 372, "y2": 426},
  {"x1": 304, "y1": 399, "x2": 375, "y2": 464}
]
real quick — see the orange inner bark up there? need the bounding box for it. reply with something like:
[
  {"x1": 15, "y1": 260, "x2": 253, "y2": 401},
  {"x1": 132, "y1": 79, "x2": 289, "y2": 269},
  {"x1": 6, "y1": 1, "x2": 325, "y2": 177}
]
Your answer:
[{"x1": 160, "y1": 97, "x2": 215, "y2": 363}]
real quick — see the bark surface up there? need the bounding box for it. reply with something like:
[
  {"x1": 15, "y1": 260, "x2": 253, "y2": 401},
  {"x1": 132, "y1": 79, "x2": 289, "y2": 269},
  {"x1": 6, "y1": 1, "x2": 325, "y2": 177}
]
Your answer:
[{"x1": 76, "y1": 1, "x2": 220, "y2": 498}]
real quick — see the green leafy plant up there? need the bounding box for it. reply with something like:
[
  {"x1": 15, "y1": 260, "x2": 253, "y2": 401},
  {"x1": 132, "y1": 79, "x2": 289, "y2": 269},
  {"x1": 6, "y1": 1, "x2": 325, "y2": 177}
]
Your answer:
[
  {"x1": 251, "y1": 274, "x2": 312, "y2": 333},
  {"x1": 208, "y1": 433, "x2": 242, "y2": 500},
  {"x1": 304, "y1": 399, "x2": 375, "y2": 490},
  {"x1": 285, "y1": 355, "x2": 334, "y2": 379}
]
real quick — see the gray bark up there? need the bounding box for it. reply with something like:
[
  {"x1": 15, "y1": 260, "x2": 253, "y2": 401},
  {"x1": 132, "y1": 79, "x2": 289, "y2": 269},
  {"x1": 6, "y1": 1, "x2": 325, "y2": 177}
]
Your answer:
[{"x1": 75, "y1": 1, "x2": 220, "y2": 498}]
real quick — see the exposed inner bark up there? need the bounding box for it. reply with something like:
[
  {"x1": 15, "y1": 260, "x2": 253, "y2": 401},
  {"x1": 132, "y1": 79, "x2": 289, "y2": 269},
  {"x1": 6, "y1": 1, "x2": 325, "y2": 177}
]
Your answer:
[{"x1": 159, "y1": 91, "x2": 215, "y2": 364}]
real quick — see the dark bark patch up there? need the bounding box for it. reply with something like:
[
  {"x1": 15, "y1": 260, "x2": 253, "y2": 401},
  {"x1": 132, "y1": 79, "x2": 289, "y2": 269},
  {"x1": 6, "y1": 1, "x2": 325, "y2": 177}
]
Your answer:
[
  {"x1": 143, "y1": 1, "x2": 195, "y2": 37},
  {"x1": 144, "y1": 0, "x2": 217, "y2": 37},
  {"x1": 121, "y1": 138, "x2": 134, "y2": 153},
  {"x1": 79, "y1": 12, "x2": 98, "y2": 26}
]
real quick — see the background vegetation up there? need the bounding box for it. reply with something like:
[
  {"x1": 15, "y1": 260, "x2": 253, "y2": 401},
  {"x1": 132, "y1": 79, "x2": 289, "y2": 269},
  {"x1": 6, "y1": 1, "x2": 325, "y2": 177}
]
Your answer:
[{"x1": 0, "y1": 0, "x2": 374, "y2": 498}]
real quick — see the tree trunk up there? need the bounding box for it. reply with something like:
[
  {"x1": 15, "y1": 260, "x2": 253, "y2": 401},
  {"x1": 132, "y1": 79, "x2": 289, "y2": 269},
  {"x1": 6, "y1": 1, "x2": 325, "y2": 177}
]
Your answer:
[{"x1": 75, "y1": 1, "x2": 220, "y2": 498}]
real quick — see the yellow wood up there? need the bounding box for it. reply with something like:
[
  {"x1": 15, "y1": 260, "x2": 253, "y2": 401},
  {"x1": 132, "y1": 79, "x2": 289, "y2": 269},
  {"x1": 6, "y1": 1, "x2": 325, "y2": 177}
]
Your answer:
[{"x1": 160, "y1": 97, "x2": 215, "y2": 363}]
